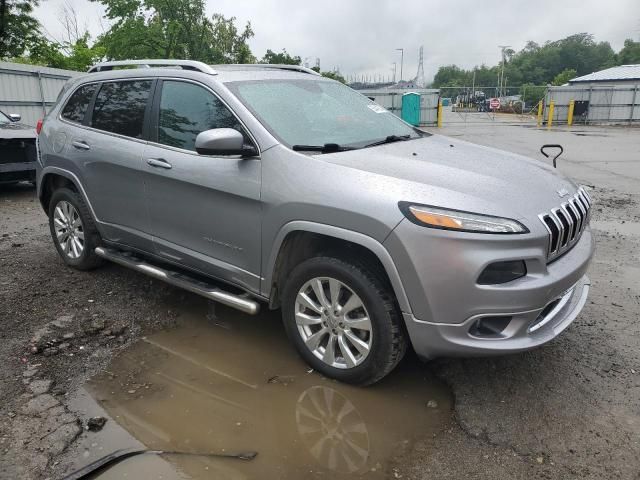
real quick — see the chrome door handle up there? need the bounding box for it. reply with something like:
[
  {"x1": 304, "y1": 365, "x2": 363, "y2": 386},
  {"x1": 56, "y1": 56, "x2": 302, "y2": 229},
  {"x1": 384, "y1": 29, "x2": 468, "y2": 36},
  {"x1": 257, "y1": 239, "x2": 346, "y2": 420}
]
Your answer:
[
  {"x1": 146, "y1": 158, "x2": 172, "y2": 169},
  {"x1": 71, "y1": 140, "x2": 90, "y2": 151}
]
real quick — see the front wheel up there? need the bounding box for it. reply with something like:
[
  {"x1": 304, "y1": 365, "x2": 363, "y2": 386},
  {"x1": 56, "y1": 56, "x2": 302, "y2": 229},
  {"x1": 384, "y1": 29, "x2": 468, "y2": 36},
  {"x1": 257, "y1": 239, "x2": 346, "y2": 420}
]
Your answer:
[{"x1": 282, "y1": 256, "x2": 408, "y2": 385}]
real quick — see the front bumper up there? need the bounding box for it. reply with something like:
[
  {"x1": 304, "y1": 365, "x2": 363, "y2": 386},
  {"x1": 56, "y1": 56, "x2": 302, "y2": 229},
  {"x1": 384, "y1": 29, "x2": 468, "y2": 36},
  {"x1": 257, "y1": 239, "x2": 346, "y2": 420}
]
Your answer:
[
  {"x1": 404, "y1": 274, "x2": 590, "y2": 358},
  {"x1": 385, "y1": 216, "x2": 594, "y2": 359}
]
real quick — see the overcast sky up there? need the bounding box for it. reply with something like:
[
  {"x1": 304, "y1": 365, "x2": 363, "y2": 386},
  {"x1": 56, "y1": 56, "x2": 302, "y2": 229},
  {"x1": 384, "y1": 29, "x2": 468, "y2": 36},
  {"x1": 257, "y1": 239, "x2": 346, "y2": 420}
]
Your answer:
[{"x1": 34, "y1": 0, "x2": 640, "y2": 81}]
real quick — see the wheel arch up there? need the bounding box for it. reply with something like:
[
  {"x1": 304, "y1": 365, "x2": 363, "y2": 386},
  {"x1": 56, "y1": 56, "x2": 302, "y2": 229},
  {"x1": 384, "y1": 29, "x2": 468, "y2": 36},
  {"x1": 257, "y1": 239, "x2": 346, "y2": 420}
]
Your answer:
[
  {"x1": 38, "y1": 167, "x2": 96, "y2": 219},
  {"x1": 263, "y1": 221, "x2": 412, "y2": 314}
]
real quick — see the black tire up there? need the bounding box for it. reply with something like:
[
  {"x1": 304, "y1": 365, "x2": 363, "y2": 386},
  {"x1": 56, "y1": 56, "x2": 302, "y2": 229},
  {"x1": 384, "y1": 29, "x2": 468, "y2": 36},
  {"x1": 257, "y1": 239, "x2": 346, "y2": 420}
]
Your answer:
[
  {"x1": 48, "y1": 187, "x2": 103, "y2": 270},
  {"x1": 281, "y1": 256, "x2": 408, "y2": 386}
]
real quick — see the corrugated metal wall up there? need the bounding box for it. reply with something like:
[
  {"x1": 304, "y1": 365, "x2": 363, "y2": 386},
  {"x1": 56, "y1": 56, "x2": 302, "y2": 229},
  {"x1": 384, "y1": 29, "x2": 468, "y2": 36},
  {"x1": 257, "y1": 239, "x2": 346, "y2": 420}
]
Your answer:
[
  {"x1": 0, "y1": 62, "x2": 81, "y2": 126},
  {"x1": 358, "y1": 88, "x2": 440, "y2": 125},
  {"x1": 545, "y1": 85, "x2": 640, "y2": 124}
]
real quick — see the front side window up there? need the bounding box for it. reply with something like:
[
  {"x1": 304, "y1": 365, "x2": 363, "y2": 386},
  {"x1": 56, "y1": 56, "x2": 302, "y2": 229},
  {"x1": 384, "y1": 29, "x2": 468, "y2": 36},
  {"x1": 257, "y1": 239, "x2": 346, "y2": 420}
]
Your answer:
[
  {"x1": 226, "y1": 79, "x2": 420, "y2": 149},
  {"x1": 91, "y1": 80, "x2": 152, "y2": 138},
  {"x1": 158, "y1": 81, "x2": 242, "y2": 151},
  {"x1": 61, "y1": 84, "x2": 98, "y2": 124}
]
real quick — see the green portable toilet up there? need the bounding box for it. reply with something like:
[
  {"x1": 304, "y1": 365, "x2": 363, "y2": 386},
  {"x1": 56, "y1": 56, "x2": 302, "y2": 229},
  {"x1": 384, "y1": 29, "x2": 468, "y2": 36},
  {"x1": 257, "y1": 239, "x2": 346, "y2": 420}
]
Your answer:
[{"x1": 401, "y1": 92, "x2": 421, "y2": 126}]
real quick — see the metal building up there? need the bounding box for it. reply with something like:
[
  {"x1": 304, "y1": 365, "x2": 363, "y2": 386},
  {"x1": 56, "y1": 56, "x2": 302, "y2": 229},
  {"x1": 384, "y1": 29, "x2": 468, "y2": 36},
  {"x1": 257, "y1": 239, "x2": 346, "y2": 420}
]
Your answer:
[
  {"x1": 543, "y1": 65, "x2": 640, "y2": 124},
  {"x1": 0, "y1": 62, "x2": 81, "y2": 126},
  {"x1": 568, "y1": 64, "x2": 640, "y2": 87}
]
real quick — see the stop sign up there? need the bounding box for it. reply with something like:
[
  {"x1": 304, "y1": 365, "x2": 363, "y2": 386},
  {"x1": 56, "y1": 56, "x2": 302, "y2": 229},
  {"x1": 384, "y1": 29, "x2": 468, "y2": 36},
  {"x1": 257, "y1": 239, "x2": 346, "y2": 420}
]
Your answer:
[{"x1": 489, "y1": 98, "x2": 501, "y2": 110}]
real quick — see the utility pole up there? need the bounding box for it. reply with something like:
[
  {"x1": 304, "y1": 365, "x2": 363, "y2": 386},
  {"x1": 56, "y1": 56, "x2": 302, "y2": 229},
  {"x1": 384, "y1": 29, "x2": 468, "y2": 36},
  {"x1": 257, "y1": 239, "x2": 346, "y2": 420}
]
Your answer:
[
  {"x1": 396, "y1": 48, "x2": 404, "y2": 82},
  {"x1": 498, "y1": 45, "x2": 511, "y2": 98},
  {"x1": 472, "y1": 69, "x2": 476, "y2": 99}
]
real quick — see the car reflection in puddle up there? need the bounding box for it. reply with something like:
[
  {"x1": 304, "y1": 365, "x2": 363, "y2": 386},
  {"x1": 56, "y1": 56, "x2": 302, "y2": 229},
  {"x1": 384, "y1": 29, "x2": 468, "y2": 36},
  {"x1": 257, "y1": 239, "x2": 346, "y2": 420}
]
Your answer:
[{"x1": 87, "y1": 298, "x2": 451, "y2": 479}]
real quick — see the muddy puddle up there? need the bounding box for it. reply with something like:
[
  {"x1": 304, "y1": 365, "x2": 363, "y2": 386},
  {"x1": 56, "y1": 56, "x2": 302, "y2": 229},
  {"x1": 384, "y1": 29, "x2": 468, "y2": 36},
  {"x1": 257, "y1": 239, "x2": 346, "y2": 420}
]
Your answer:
[{"x1": 86, "y1": 297, "x2": 451, "y2": 479}]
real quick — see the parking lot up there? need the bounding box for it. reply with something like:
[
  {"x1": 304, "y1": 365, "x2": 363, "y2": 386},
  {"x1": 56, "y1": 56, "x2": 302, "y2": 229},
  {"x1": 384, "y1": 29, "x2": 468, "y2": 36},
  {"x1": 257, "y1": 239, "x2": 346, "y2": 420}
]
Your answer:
[{"x1": 1, "y1": 117, "x2": 639, "y2": 479}]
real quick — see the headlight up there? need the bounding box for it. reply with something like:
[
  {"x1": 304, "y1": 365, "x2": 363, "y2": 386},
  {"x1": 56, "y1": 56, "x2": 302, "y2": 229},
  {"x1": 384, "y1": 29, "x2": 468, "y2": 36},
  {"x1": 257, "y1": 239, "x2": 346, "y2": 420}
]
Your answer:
[{"x1": 399, "y1": 202, "x2": 528, "y2": 234}]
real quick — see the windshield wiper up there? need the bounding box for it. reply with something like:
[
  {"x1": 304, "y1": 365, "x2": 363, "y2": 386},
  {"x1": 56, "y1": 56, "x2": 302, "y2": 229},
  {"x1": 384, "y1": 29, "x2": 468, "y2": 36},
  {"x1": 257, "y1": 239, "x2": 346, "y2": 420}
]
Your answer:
[
  {"x1": 363, "y1": 134, "x2": 411, "y2": 149},
  {"x1": 292, "y1": 143, "x2": 356, "y2": 154}
]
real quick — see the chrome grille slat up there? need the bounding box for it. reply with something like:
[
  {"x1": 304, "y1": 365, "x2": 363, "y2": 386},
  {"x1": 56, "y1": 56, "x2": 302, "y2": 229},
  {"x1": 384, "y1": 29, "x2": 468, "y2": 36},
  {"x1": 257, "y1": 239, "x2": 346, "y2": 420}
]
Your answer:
[
  {"x1": 571, "y1": 198, "x2": 585, "y2": 232},
  {"x1": 538, "y1": 187, "x2": 591, "y2": 262},
  {"x1": 563, "y1": 202, "x2": 579, "y2": 241}
]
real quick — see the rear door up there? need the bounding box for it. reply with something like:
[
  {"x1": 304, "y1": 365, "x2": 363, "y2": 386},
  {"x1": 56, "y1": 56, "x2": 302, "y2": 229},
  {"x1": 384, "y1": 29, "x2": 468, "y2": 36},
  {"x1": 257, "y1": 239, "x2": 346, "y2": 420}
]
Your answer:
[
  {"x1": 142, "y1": 79, "x2": 262, "y2": 293},
  {"x1": 67, "y1": 79, "x2": 155, "y2": 251}
]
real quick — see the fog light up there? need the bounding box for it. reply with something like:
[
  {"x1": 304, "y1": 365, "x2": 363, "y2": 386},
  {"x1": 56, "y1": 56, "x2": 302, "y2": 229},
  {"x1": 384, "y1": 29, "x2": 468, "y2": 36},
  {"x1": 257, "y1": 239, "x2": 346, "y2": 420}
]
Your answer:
[
  {"x1": 469, "y1": 316, "x2": 512, "y2": 337},
  {"x1": 477, "y1": 260, "x2": 526, "y2": 285}
]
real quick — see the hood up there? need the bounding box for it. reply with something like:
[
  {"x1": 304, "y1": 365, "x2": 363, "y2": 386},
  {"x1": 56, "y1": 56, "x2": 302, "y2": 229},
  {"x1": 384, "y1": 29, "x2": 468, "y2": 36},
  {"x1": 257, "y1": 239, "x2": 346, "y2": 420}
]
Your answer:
[
  {"x1": 319, "y1": 134, "x2": 578, "y2": 220},
  {"x1": 0, "y1": 122, "x2": 36, "y2": 139}
]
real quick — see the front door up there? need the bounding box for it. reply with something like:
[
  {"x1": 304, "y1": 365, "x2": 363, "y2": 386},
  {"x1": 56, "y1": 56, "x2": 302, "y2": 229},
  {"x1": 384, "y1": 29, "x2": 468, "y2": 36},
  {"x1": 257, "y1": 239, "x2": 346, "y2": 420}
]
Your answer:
[{"x1": 142, "y1": 79, "x2": 262, "y2": 293}]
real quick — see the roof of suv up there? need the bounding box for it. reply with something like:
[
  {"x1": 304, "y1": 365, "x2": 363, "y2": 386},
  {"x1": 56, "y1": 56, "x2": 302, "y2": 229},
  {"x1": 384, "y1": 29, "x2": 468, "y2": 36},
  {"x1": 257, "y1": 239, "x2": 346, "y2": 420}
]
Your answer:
[{"x1": 86, "y1": 60, "x2": 323, "y2": 83}]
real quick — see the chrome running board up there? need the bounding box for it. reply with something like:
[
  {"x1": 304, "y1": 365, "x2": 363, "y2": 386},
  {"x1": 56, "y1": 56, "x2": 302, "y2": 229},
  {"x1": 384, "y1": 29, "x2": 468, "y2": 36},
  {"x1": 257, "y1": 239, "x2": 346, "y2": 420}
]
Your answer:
[{"x1": 94, "y1": 247, "x2": 260, "y2": 315}]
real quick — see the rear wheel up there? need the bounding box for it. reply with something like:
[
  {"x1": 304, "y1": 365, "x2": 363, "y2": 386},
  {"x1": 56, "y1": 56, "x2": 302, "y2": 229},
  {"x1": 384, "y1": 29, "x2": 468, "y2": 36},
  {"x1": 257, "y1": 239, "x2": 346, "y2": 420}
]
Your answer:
[
  {"x1": 48, "y1": 188, "x2": 103, "y2": 270},
  {"x1": 282, "y1": 256, "x2": 408, "y2": 385}
]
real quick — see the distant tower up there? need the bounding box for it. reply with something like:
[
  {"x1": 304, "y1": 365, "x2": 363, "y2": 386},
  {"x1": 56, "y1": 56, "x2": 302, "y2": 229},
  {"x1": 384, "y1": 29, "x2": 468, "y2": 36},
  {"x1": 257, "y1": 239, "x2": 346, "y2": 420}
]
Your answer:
[{"x1": 415, "y1": 46, "x2": 426, "y2": 88}]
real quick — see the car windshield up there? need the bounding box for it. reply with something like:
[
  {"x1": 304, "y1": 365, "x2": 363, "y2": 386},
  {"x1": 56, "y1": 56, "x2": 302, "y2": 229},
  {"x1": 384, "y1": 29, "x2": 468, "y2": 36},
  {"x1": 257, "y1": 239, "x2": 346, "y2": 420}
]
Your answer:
[
  {"x1": 226, "y1": 79, "x2": 421, "y2": 150},
  {"x1": 0, "y1": 111, "x2": 11, "y2": 124}
]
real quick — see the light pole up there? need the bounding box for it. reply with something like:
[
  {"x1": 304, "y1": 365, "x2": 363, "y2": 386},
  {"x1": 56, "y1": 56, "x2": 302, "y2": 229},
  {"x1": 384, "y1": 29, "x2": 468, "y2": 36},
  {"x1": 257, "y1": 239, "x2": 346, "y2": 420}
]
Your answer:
[
  {"x1": 396, "y1": 48, "x2": 404, "y2": 82},
  {"x1": 391, "y1": 62, "x2": 397, "y2": 83},
  {"x1": 498, "y1": 45, "x2": 511, "y2": 97}
]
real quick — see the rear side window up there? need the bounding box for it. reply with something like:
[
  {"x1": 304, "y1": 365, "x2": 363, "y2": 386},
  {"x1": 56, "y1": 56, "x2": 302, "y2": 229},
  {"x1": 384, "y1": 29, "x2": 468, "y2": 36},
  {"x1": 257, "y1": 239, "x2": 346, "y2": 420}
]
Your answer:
[
  {"x1": 61, "y1": 84, "x2": 98, "y2": 124},
  {"x1": 91, "y1": 81, "x2": 152, "y2": 139},
  {"x1": 157, "y1": 80, "x2": 242, "y2": 151}
]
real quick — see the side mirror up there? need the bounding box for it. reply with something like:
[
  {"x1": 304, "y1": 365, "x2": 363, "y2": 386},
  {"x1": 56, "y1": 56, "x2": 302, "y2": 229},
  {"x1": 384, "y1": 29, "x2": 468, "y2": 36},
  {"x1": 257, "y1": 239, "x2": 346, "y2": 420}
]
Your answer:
[
  {"x1": 8, "y1": 113, "x2": 21, "y2": 122},
  {"x1": 195, "y1": 128, "x2": 257, "y2": 157}
]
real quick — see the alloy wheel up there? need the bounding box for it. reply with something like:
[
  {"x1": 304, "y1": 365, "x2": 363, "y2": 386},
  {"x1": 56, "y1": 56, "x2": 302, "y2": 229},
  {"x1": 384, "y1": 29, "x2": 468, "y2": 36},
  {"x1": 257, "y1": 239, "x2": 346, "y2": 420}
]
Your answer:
[
  {"x1": 53, "y1": 200, "x2": 85, "y2": 259},
  {"x1": 294, "y1": 277, "x2": 373, "y2": 369}
]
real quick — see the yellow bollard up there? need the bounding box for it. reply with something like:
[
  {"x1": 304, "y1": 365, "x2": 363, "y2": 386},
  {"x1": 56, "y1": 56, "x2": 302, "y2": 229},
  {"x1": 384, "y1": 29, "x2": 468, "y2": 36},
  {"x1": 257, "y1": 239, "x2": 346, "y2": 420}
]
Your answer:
[
  {"x1": 547, "y1": 100, "x2": 555, "y2": 129},
  {"x1": 537, "y1": 100, "x2": 543, "y2": 127},
  {"x1": 567, "y1": 100, "x2": 575, "y2": 126},
  {"x1": 437, "y1": 99, "x2": 443, "y2": 128}
]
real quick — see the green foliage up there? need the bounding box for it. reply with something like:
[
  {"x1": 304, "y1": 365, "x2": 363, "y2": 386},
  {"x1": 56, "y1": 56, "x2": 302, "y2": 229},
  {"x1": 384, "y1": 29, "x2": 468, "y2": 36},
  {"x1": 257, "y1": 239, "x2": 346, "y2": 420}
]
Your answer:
[
  {"x1": 432, "y1": 64, "x2": 498, "y2": 88},
  {"x1": 552, "y1": 68, "x2": 577, "y2": 86},
  {"x1": 617, "y1": 39, "x2": 640, "y2": 64},
  {"x1": 311, "y1": 66, "x2": 346, "y2": 83},
  {"x1": 28, "y1": 33, "x2": 106, "y2": 71},
  {"x1": 0, "y1": 0, "x2": 41, "y2": 58},
  {"x1": 93, "y1": 0, "x2": 255, "y2": 63},
  {"x1": 261, "y1": 48, "x2": 301, "y2": 65},
  {"x1": 519, "y1": 83, "x2": 547, "y2": 106},
  {"x1": 432, "y1": 33, "x2": 617, "y2": 90}
]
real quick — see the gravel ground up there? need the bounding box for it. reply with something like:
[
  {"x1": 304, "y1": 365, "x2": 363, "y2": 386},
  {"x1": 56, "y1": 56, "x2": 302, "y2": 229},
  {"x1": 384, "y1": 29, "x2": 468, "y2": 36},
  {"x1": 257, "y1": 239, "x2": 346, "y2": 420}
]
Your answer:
[{"x1": 0, "y1": 123, "x2": 638, "y2": 479}]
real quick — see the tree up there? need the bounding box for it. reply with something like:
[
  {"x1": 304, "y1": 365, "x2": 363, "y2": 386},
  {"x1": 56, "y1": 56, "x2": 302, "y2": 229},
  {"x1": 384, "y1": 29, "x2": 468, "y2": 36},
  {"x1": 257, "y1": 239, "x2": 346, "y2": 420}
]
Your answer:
[
  {"x1": 505, "y1": 33, "x2": 615, "y2": 85},
  {"x1": 93, "y1": 0, "x2": 255, "y2": 63},
  {"x1": 552, "y1": 68, "x2": 577, "y2": 85},
  {"x1": 28, "y1": 33, "x2": 106, "y2": 71},
  {"x1": 311, "y1": 66, "x2": 346, "y2": 83},
  {"x1": 431, "y1": 33, "x2": 617, "y2": 91},
  {"x1": 617, "y1": 39, "x2": 640, "y2": 64},
  {"x1": 519, "y1": 83, "x2": 547, "y2": 106},
  {"x1": 0, "y1": 0, "x2": 42, "y2": 58},
  {"x1": 261, "y1": 48, "x2": 300, "y2": 65}
]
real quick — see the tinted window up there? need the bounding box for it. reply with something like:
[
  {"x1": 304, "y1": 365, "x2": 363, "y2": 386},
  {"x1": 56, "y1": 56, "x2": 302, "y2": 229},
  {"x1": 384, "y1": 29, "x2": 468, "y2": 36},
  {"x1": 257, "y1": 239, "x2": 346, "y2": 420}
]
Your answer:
[
  {"x1": 91, "y1": 81, "x2": 152, "y2": 138},
  {"x1": 158, "y1": 81, "x2": 241, "y2": 151},
  {"x1": 61, "y1": 84, "x2": 98, "y2": 124}
]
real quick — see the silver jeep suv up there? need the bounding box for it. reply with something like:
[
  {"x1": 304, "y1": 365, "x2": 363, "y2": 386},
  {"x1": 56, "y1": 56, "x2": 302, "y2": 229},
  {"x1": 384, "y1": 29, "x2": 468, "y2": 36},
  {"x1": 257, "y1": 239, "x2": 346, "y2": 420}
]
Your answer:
[{"x1": 36, "y1": 60, "x2": 594, "y2": 385}]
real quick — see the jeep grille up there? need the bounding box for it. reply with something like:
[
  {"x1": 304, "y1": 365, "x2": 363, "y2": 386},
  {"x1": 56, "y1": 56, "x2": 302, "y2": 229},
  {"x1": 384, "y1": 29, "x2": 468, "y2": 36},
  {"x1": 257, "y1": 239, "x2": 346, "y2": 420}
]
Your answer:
[{"x1": 539, "y1": 187, "x2": 591, "y2": 262}]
